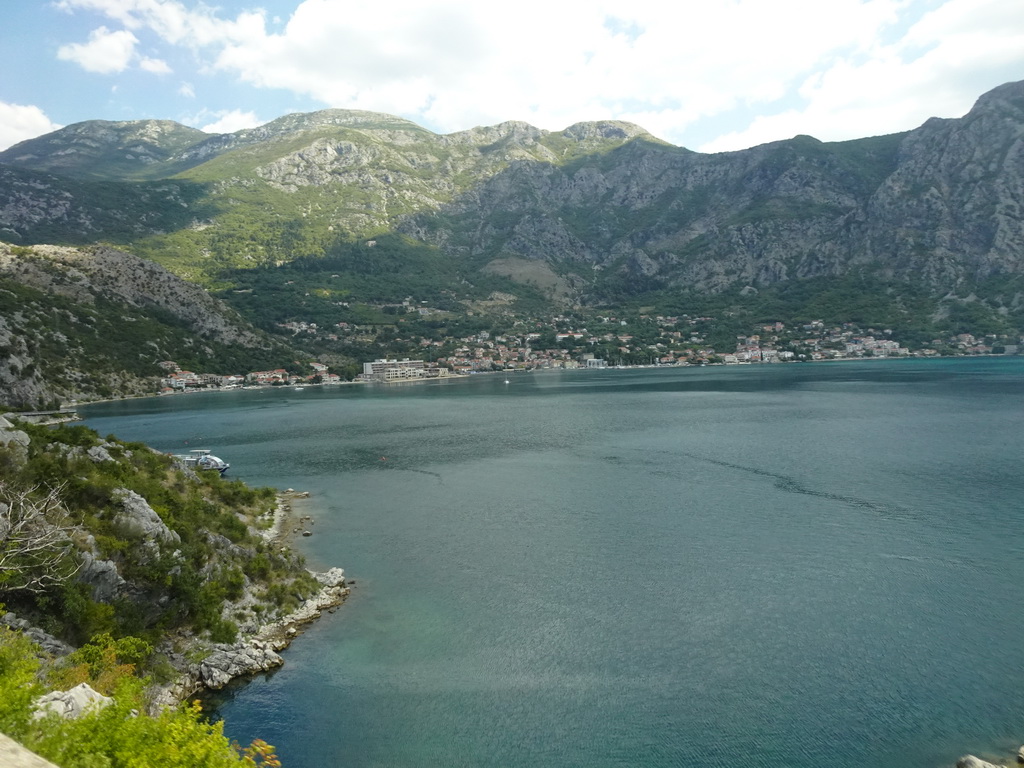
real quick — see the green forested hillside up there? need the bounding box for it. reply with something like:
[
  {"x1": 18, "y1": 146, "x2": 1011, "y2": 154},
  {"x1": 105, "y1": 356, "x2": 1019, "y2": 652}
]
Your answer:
[
  {"x1": 0, "y1": 420, "x2": 325, "y2": 766},
  {"x1": 1, "y1": 421, "x2": 318, "y2": 644}
]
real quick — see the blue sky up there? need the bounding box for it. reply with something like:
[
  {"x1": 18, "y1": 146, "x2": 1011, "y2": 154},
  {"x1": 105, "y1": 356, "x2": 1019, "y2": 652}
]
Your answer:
[{"x1": 2, "y1": 0, "x2": 1023, "y2": 152}]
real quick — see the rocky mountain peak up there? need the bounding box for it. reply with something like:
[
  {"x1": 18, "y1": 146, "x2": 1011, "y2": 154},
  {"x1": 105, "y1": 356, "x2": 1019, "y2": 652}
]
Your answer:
[
  {"x1": 561, "y1": 120, "x2": 650, "y2": 142},
  {"x1": 0, "y1": 119, "x2": 209, "y2": 179},
  {"x1": 241, "y1": 109, "x2": 430, "y2": 139},
  {"x1": 445, "y1": 120, "x2": 547, "y2": 148},
  {"x1": 970, "y1": 79, "x2": 1024, "y2": 115}
]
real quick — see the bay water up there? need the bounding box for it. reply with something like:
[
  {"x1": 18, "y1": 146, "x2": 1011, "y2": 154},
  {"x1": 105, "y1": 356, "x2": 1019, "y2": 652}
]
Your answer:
[{"x1": 81, "y1": 359, "x2": 1024, "y2": 768}]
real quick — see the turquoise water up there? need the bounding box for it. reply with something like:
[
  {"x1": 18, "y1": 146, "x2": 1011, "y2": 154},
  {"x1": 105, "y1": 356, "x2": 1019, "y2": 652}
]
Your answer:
[{"x1": 81, "y1": 359, "x2": 1024, "y2": 768}]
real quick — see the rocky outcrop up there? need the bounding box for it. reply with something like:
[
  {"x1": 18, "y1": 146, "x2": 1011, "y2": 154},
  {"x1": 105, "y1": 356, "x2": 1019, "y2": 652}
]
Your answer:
[
  {"x1": 86, "y1": 445, "x2": 115, "y2": 463},
  {"x1": 111, "y1": 488, "x2": 180, "y2": 547},
  {"x1": 148, "y1": 567, "x2": 349, "y2": 710},
  {"x1": 199, "y1": 642, "x2": 284, "y2": 690},
  {"x1": 0, "y1": 614, "x2": 75, "y2": 657},
  {"x1": 957, "y1": 756, "x2": 1001, "y2": 768},
  {"x1": 0, "y1": 416, "x2": 30, "y2": 455},
  {"x1": 33, "y1": 683, "x2": 112, "y2": 720},
  {"x1": 76, "y1": 550, "x2": 127, "y2": 603}
]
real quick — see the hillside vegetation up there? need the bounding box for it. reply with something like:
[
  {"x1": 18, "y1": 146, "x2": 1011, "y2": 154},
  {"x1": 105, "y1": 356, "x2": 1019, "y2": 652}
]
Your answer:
[
  {"x1": 0, "y1": 242, "x2": 305, "y2": 408},
  {"x1": 0, "y1": 82, "x2": 1022, "y2": 403},
  {"x1": 0, "y1": 420, "x2": 318, "y2": 648},
  {"x1": 1, "y1": 83, "x2": 1021, "y2": 312},
  {"x1": 0, "y1": 418, "x2": 330, "y2": 765}
]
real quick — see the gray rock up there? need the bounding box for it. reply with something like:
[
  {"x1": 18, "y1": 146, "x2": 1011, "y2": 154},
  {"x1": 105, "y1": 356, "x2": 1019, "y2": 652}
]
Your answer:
[
  {"x1": 0, "y1": 614, "x2": 75, "y2": 657},
  {"x1": 199, "y1": 641, "x2": 284, "y2": 689},
  {"x1": 315, "y1": 567, "x2": 346, "y2": 588},
  {"x1": 112, "y1": 488, "x2": 180, "y2": 546},
  {"x1": 0, "y1": 416, "x2": 30, "y2": 453},
  {"x1": 77, "y1": 551, "x2": 126, "y2": 602},
  {"x1": 86, "y1": 445, "x2": 115, "y2": 463},
  {"x1": 957, "y1": 756, "x2": 1001, "y2": 768},
  {"x1": 33, "y1": 683, "x2": 112, "y2": 720}
]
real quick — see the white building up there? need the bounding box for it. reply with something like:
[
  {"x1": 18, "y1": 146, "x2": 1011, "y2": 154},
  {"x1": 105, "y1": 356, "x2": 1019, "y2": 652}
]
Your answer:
[{"x1": 358, "y1": 358, "x2": 447, "y2": 382}]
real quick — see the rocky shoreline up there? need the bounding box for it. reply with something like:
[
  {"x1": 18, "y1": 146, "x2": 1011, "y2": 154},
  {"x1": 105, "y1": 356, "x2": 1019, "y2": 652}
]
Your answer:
[
  {"x1": 2, "y1": 484, "x2": 350, "y2": 716},
  {"x1": 147, "y1": 565, "x2": 349, "y2": 712},
  {"x1": 146, "y1": 489, "x2": 347, "y2": 711},
  {"x1": 956, "y1": 751, "x2": 1024, "y2": 768}
]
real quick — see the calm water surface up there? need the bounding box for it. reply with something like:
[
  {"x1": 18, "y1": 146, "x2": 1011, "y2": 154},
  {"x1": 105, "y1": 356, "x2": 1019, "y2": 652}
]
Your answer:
[{"x1": 81, "y1": 359, "x2": 1024, "y2": 768}]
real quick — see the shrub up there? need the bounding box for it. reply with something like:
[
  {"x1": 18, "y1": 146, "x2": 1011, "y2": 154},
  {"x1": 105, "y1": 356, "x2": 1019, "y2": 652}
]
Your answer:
[{"x1": 0, "y1": 629, "x2": 282, "y2": 768}]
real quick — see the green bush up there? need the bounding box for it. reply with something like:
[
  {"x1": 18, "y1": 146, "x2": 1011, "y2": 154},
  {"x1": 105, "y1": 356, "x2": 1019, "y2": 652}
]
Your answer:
[{"x1": 0, "y1": 628, "x2": 281, "y2": 768}]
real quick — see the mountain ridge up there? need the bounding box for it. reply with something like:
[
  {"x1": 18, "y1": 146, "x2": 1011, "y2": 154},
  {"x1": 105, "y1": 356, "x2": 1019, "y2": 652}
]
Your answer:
[
  {"x1": 0, "y1": 241, "x2": 301, "y2": 408},
  {"x1": 0, "y1": 80, "x2": 1022, "y2": 311}
]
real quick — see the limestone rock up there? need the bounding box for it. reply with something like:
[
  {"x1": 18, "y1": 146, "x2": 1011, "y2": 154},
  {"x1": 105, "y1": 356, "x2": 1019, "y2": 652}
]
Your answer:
[
  {"x1": 77, "y1": 551, "x2": 126, "y2": 602},
  {"x1": 957, "y1": 756, "x2": 1001, "y2": 768},
  {"x1": 86, "y1": 445, "x2": 115, "y2": 463},
  {"x1": 33, "y1": 683, "x2": 112, "y2": 720},
  {"x1": 199, "y1": 642, "x2": 284, "y2": 689},
  {"x1": 1, "y1": 614, "x2": 75, "y2": 657},
  {"x1": 111, "y1": 488, "x2": 180, "y2": 546},
  {"x1": 0, "y1": 416, "x2": 30, "y2": 453},
  {"x1": 315, "y1": 567, "x2": 346, "y2": 588}
]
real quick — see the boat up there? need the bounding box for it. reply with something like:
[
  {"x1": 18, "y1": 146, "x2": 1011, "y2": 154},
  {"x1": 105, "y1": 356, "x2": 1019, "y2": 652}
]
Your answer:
[{"x1": 172, "y1": 449, "x2": 230, "y2": 474}]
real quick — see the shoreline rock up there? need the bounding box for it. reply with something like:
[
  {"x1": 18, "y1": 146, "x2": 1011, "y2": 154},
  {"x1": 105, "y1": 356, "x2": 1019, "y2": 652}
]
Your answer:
[
  {"x1": 2, "y1": 482, "x2": 347, "y2": 716},
  {"x1": 261, "y1": 489, "x2": 310, "y2": 544},
  {"x1": 147, "y1": 566, "x2": 349, "y2": 712},
  {"x1": 955, "y1": 749, "x2": 1024, "y2": 768}
]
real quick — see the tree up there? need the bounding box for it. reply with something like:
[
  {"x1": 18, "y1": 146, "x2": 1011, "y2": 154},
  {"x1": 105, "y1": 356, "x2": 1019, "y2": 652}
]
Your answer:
[{"x1": 0, "y1": 483, "x2": 80, "y2": 595}]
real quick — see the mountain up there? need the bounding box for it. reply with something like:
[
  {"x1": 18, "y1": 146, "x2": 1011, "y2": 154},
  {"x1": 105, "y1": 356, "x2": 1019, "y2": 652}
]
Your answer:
[
  {"x1": 0, "y1": 119, "x2": 210, "y2": 181},
  {"x1": 403, "y1": 81, "x2": 1024, "y2": 301},
  {"x1": 1, "y1": 81, "x2": 1023, "y2": 326},
  {"x1": 0, "y1": 242, "x2": 300, "y2": 408}
]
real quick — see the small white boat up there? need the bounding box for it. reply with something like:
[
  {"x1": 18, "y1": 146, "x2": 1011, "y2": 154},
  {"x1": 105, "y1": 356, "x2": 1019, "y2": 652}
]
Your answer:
[{"x1": 172, "y1": 449, "x2": 230, "y2": 474}]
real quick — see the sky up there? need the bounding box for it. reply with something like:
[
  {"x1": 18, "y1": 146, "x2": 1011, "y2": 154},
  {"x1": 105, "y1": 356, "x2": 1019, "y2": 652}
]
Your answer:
[{"x1": 1, "y1": 0, "x2": 1023, "y2": 153}]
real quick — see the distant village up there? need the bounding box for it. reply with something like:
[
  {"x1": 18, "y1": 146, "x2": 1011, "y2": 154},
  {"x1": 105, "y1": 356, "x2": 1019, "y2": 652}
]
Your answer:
[
  {"x1": 159, "y1": 358, "x2": 446, "y2": 392},
  {"x1": 159, "y1": 314, "x2": 1021, "y2": 393}
]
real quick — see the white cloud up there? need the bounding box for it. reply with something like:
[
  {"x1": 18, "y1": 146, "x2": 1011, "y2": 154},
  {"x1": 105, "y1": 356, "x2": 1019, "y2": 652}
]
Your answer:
[
  {"x1": 194, "y1": 109, "x2": 262, "y2": 134},
  {"x1": 56, "y1": 0, "x2": 262, "y2": 47},
  {"x1": 178, "y1": 82, "x2": 195, "y2": 98},
  {"x1": 52, "y1": 0, "x2": 1024, "y2": 150},
  {"x1": 202, "y1": 0, "x2": 912, "y2": 137},
  {"x1": 698, "y1": 0, "x2": 1024, "y2": 151},
  {"x1": 57, "y1": 26, "x2": 139, "y2": 74},
  {"x1": 0, "y1": 102, "x2": 62, "y2": 152},
  {"x1": 139, "y1": 56, "x2": 171, "y2": 74}
]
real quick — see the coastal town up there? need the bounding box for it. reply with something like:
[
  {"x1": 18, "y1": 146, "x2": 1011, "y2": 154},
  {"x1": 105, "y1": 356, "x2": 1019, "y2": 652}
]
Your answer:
[{"x1": 159, "y1": 311, "x2": 1022, "y2": 393}]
